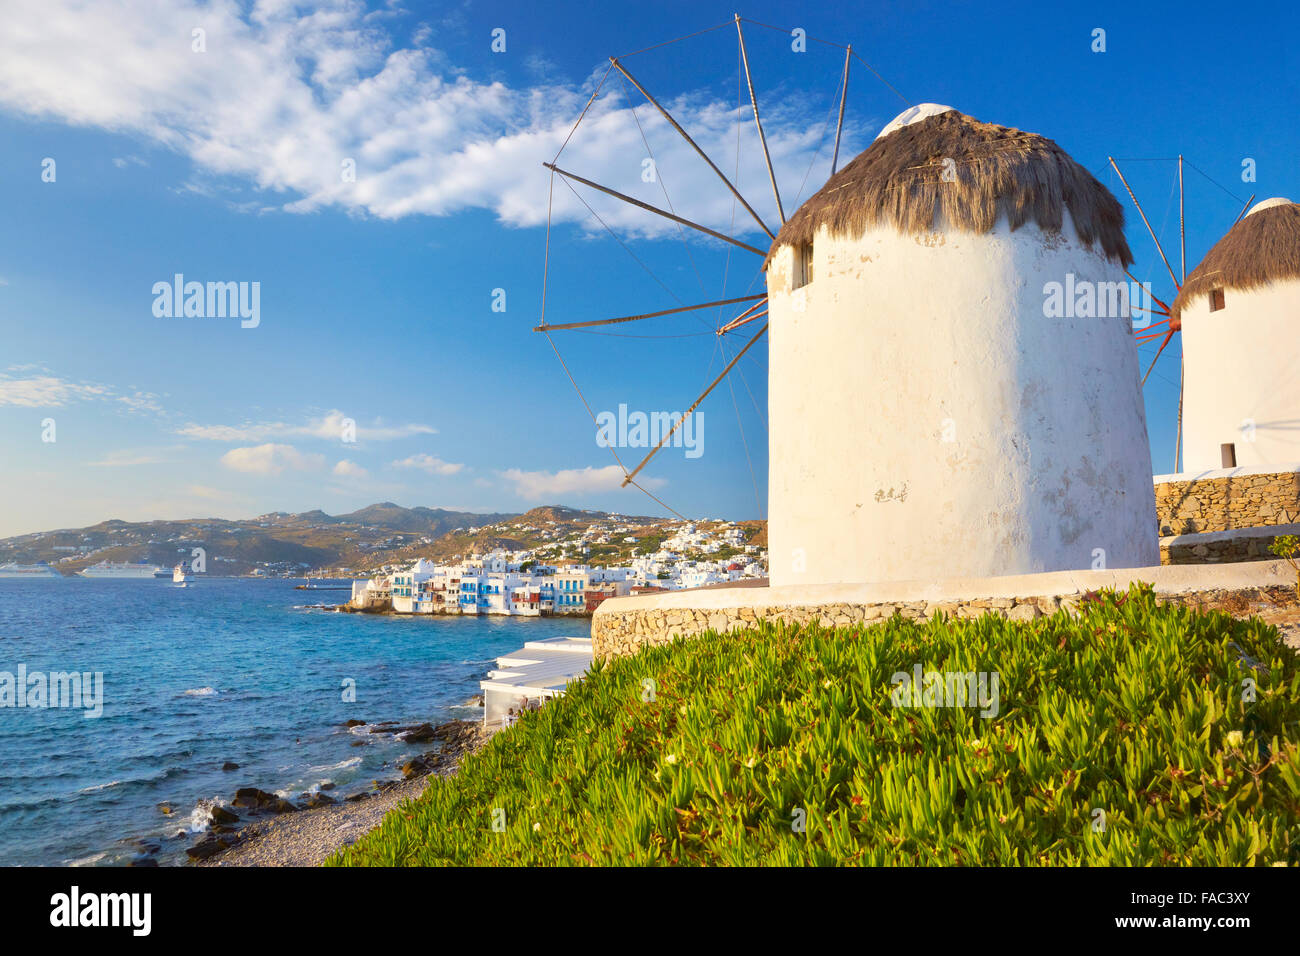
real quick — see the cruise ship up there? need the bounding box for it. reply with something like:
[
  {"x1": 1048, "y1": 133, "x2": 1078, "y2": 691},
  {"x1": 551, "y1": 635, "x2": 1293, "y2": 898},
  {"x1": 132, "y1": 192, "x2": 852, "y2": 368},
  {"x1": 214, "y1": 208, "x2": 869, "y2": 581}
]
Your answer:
[
  {"x1": 0, "y1": 562, "x2": 63, "y2": 579},
  {"x1": 79, "y1": 561, "x2": 169, "y2": 579}
]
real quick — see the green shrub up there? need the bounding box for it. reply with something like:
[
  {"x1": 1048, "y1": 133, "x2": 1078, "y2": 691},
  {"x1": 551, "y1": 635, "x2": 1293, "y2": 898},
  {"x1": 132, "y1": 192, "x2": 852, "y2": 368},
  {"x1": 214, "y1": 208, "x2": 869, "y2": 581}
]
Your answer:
[
  {"x1": 1270, "y1": 534, "x2": 1300, "y2": 600},
  {"x1": 328, "y1": 584, "x2": 1300, "y2": 866}
]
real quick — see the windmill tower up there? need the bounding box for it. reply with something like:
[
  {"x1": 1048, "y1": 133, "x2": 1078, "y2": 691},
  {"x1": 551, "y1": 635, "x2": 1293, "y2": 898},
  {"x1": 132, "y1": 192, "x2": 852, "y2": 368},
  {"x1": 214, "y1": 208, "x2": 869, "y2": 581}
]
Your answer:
[
  {"x1": 1170, "y1": 198, "x2": 1300, "y2": 471},
  {"x1": 765, "y1": 107, "x2": 1160, "y2": 586}
]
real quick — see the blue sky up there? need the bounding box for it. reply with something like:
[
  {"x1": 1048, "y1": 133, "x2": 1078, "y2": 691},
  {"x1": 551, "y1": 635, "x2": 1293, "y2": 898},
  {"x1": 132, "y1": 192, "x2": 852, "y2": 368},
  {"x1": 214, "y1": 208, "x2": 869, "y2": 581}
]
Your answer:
[{"x1": 0, "y1": 0, "x2": 1295, "y2": 537}]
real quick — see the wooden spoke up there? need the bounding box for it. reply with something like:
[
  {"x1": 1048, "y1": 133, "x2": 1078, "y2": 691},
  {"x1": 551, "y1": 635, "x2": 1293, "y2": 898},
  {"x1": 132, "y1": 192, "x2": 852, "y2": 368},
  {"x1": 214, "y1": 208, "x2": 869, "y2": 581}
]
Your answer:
[
  {"x1": 544, "y1": 162, "x2": 767, "y2": 256},
  {"x1": 534, "y1": 294, "x2": 766, "y2": 332},
  {"x1": 611, "y1": 57, "x2": 776, "y2": 241},
  {"x1": 621, "y1": 322, "x2": 769, "y2": 486}
]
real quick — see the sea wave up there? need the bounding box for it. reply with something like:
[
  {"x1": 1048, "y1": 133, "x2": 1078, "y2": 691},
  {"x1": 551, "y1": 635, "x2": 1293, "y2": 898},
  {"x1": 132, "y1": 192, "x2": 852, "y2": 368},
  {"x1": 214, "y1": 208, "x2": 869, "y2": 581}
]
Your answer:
[
  {"x1": 76, "y1": 779, "x2": 124, "y2": 794},
  {"x1": 189, "y1": 796, "x2": 230, "y2": 833},
  {"x1": 181, "y1": 687, "x2": 218, "y2": 697},
  {"x1": 310, "y1": 756, "x2": 362, "y2": 773},
  {"x1": 67, "y1": 851, "x2": 109, "y2": 867}
]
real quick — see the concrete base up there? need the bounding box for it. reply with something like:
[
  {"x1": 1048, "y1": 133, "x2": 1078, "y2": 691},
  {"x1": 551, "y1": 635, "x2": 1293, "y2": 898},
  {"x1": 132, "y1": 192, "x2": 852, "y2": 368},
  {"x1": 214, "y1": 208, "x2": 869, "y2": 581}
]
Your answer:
[{"x1": 591, "y1": 559, "x2": 1297, "y2": 659}]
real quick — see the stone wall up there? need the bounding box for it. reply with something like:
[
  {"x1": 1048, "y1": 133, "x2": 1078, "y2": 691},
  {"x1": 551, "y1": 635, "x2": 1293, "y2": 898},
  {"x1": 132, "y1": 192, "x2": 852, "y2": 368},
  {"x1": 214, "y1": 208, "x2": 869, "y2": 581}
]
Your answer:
[
  {"x1": 593, "y1": 594, "x2": 1069, "y2": 659},
  {"x1": 1154, "y1": 468, "x2": 1300, "y2": 536},
  {"x1": 1161, "y1": 526, "x2": 1300, "y2": 565},
  {"x1": 590, "y1": 561, "x2": 1296, "y2": 660}
]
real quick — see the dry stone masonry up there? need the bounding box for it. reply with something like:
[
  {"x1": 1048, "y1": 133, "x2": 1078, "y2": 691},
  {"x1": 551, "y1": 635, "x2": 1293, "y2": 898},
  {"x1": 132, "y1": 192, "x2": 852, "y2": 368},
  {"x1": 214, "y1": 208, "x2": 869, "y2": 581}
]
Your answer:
[
  {"x1": 592, "y1": 595, "x2": 1068, "y2": 659},
  {"x1": 1154, "y1": 468, "x2": 1300, "y2": 536},
  {"x1": 590, "y1": 561, "x2": 1298, "y2": 660}
]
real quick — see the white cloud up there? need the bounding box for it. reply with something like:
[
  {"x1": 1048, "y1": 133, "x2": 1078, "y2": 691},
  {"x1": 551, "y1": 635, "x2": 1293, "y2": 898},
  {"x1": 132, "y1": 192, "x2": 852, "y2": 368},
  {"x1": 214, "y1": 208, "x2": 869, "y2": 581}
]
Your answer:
[
  {"x1": 0, "y1": 375, "x2": 109, "y2": 407},
  {"x1": 392, "y1": 452, "x2": 464, "y2": 476},
  {"x1": 500, "y1": 464, "x2": 664, "y2": 499},
  {"x1": 0, "y1": 0, "x2": 859, "y2": 239},
  {"x1": 332, "y1": 459, "x2": 368, "y2": 478},
  {"x1": 178, "y1": 409, "x2": 434, "y2": 442},
  {"x1": 0, "y1": 370, "x2": 162, "y2": 413},
  {"x1": 220, "y1": 443, "x2": 325, "y2": 475}
]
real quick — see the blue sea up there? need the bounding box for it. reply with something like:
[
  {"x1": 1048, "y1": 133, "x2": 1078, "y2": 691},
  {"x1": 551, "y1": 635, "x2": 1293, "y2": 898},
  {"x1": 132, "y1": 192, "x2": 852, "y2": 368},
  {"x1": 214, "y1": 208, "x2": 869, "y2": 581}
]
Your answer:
[{"x1": 0, "y1": 578, "x2": 586, "y2": 866}]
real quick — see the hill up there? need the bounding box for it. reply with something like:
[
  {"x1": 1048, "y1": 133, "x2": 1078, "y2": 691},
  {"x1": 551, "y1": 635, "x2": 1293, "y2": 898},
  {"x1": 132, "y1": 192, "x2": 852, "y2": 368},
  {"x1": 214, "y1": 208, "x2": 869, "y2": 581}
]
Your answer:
[{"x1": 0, "y1": 504, "x2": 765, "y2": 577}]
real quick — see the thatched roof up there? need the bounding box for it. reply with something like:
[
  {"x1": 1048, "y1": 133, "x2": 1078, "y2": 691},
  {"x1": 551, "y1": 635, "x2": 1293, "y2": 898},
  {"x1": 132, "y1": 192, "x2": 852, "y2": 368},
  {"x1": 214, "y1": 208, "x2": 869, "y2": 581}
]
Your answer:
[
  {"x1": 1170, "y1": 199, "x2": 1300, "y2": 322},
  {"x1": 764, "y1": 109, "x2": 1132, "y2": 268}
]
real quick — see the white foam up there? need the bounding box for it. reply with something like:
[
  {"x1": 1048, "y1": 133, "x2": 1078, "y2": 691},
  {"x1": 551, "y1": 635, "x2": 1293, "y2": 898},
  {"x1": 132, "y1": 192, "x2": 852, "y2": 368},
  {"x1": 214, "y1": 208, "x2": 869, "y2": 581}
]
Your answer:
[
  {"x1": 76, "y1": 779, "x2": 123, "y2": 794},
  {"x1": 189, "y1": 796, "x2": 229, "y2": 833}
]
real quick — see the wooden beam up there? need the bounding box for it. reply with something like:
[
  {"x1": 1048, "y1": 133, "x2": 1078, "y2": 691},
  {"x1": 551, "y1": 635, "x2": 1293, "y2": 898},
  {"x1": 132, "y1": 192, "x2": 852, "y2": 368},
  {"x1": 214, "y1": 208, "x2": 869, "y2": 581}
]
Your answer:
[
  {"x1": 832, "y1": 45, "x2": 851, "y2": 174},
  {"x1": 1109, "y1": 157, "x2": 1181, "y2": 290},
  {"x1": 534, "y1": 294, "x2": 766, "y2": 332},
  {"x1": 735, "y1": 15, "x2": 785, "y2": 224},
  {"x1": 544, "y1": 162, "x2": 767, "y2": 256},
  {"x1": 621, "y1": 322, "x2": 769, "y2": 486},
  {"x1": 611, "y1": 56, "x2": 776, "y2": 241}
]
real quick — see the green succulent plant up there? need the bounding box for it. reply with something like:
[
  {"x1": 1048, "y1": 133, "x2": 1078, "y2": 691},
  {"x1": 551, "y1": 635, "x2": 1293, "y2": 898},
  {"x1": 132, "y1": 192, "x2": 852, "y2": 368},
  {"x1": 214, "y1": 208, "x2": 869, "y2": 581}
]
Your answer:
[{"x1": 329, "y1": 584, "x2": 1300, "y2": 867}]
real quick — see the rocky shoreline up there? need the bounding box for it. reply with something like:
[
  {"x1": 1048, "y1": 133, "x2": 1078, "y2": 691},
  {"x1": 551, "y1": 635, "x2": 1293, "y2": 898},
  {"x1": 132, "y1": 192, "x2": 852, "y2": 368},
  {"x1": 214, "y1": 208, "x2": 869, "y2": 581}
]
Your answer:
[
  {"x1": 337, "y1": 600, "x2": 593, "y2": 619},
  {"x1": 128, "y1": 716, "x2": 492, "y2": 867}
]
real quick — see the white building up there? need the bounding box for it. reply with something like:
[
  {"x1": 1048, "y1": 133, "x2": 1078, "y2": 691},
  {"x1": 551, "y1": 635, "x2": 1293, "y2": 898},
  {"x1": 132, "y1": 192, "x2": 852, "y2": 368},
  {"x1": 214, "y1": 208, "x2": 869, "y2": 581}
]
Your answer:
[
  {"x1": 390, "y1": 558, "x2": 440, "y2": 613},
  {"x1": 1171, "y1": 198, "x2": 1300, "y2": 471},
  {"x1": 765, "y1": 105, "x2": 1158, "y2": 586}
]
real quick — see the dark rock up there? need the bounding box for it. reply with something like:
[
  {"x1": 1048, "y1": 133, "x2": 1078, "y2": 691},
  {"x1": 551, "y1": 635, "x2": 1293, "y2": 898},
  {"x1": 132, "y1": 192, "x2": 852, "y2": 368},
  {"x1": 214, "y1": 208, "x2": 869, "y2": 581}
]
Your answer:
[
  {"x1": 301, "y1": 791, "x2": 337, "y2": 809},
  {"x1": 320, "y1": 782, "x2": 336, "y2": 791},
  {"x1": 210, "y1": 805, "x2": 239, "y2": 825},
  {"x1": 185, "y1": 835, "x2": 233, "y2": 861},
  {"x1": 344, "y1": 719, "x2": 367, "y2": 728},
  {"x1": 344, "y1": 791, "x2": 371, "y2": 803},
  {"x1": 221, "y1": 761, "x2": 240, "y2": 771},
  {"x1": 399, "y1": 723, "x2": 438, "y2": 743},
  {"x1": 232, "y1": 787, "x2": 298, "y2": 814},
  {"x1": 128, "y1": 856, "x2": 159, "y2": 867},
  {"x1": 401, "y1": 757, "x2": 430, "y2": 779},
  {"x1": 232, "y1": 787, "x2": 279, "y2": 809}
]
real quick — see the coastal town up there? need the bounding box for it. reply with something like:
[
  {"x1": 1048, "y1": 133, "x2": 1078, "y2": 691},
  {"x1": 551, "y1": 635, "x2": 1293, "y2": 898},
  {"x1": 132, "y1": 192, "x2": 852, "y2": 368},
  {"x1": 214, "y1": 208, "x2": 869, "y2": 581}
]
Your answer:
[{"x1": 348, "y1": 520, "x2": 768, "y2": 616}]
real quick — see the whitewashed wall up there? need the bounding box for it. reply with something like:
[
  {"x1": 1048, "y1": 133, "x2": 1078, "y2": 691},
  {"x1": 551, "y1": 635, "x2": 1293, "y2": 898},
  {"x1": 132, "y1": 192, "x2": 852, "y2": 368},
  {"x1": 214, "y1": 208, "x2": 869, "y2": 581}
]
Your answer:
[
  {"x1": 766, "y1": 211, "x2": 1159, "y2": 586},
  {"x1": 1180, "y1": 279, "x2": 1300, "y2": 471}
]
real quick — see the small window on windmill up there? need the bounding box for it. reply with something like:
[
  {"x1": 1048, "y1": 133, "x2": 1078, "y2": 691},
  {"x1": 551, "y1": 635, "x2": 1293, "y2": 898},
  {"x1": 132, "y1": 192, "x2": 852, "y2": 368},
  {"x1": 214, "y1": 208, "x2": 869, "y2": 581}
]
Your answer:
[
  {"x1": 793, "y1": 243, "x2": 813, "y2": 289},
  {"x1": 1209, "y1": 288, "x2": 1226, "y2": 312}
]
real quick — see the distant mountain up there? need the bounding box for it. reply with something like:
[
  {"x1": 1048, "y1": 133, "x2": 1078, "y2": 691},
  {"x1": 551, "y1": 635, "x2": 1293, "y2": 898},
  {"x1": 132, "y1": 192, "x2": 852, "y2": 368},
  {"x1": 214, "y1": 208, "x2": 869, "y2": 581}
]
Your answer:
[
  {"x1": 0, "y1": 503, "x2": 763, "y2": 577},
  {"x1": 333, "y1": 502, "x2": 514, "y2": 535}
]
